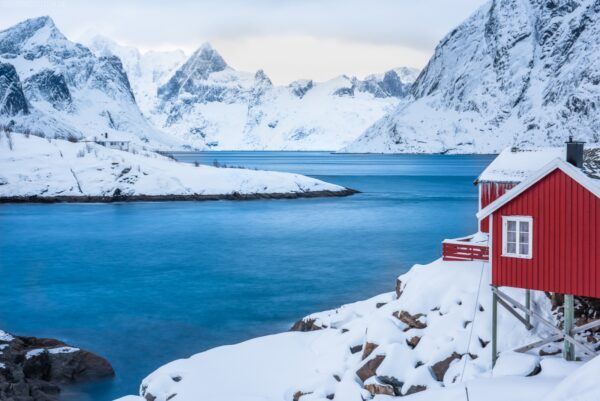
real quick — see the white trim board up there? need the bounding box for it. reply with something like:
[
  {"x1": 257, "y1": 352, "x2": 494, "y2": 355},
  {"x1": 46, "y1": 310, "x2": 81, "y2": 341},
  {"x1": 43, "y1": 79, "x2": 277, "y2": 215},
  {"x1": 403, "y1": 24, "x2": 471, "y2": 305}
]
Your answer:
[{"x1": 477, "y1": 158, "x2": 600, "y2": 220}]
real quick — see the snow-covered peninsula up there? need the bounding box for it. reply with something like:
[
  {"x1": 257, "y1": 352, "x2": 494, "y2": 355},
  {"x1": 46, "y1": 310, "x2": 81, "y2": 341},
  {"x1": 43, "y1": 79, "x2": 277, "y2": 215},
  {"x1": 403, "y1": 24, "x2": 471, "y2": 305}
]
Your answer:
[
  {"x1": 118, "y1": 258, "x2": 600, "y2": 401},
  {"x1": 0, "y1": 131, "x2": 353, "y2": 201}
]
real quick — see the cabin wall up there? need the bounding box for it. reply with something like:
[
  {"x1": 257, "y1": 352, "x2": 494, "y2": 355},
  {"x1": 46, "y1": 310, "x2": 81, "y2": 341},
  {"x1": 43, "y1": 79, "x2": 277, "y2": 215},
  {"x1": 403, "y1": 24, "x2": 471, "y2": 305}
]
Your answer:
[
  {"x1": 479, "y1": 182, "x2": 516, "y2": 232},
  {"x1": 491, "y1": 169, "x2": 600, "y2": 298}
]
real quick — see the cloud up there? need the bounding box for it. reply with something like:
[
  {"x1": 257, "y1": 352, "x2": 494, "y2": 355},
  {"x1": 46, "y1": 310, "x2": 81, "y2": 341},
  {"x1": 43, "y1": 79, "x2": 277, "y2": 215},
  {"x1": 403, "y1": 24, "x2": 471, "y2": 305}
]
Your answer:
[{"x1": 0, "y1": 0, "x2": 488, "y2": 83}]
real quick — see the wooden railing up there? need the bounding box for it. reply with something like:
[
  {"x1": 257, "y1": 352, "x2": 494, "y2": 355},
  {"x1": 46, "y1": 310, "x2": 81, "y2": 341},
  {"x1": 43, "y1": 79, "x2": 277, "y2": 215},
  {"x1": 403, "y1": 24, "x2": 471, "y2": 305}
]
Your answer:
[{"x1": 442, "y1": 237, "x2": 489, "y2": 262}]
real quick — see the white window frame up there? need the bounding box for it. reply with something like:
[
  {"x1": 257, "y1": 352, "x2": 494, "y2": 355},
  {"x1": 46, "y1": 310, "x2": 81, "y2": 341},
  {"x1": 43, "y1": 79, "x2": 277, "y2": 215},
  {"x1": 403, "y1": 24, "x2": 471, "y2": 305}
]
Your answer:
[{"x1": 502, "y1": 215, "x2": 533, "y2": 259}]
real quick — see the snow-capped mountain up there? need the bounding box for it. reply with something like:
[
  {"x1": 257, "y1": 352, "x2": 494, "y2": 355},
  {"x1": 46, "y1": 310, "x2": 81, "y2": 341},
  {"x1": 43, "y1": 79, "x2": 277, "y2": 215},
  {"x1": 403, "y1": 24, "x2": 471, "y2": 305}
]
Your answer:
[
  {"x1": 0, "y1": 16, "x2": 180, "y2": 147},
  {"x1": 88, "y1": 37, "x2": 418, "y2": 150},
  {"x1": 345, "y1": 0, "x2": 600, "y2": 154}
]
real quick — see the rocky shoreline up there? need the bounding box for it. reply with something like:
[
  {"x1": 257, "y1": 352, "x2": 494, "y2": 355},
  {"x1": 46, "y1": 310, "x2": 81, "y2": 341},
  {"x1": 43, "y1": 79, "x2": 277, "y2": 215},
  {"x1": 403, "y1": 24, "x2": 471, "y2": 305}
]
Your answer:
[
  {"x1": 0, "y1": 330, "x2": 114, "y2": 401},
  {"x1": 0, "y1": 189, "x2": 358, "y2": 204}
]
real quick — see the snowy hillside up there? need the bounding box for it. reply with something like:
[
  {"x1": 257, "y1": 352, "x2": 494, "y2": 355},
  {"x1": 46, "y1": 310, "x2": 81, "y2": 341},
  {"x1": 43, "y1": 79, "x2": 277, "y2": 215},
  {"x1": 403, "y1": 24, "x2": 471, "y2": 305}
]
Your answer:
[
  {"x1": 118, "y1": 257, "x2": 599, "y2": 401},
  {"x1": 87, "y1": 37, "x2": 418, "y2": 151},
  {"x1": 0, "y1": 131, "x2": 350, "y2": 200},
  {"x1": 0, "y1": 17, "x2": 181, "y2": 149},
  {"x1": 345, "y1": 0, "x2": 600, "y2": 154}
]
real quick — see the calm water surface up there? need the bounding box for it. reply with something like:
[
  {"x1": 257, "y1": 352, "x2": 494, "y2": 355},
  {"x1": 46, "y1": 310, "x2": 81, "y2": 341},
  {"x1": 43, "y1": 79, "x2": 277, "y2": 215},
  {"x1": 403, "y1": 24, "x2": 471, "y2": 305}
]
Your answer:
[{"x1": 0, "y1": 152, "x2": 494, "y2": 400}]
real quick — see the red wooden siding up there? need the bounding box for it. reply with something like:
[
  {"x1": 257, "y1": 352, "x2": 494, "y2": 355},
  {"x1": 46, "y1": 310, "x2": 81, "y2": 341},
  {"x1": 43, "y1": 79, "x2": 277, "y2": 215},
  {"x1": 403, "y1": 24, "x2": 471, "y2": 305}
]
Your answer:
[
  {"x1": 479, "y1": 182, "x2": 516, "y2": 232},
  {"x1": 491, "y1": 169, "x2": 600, "y2": 298}
]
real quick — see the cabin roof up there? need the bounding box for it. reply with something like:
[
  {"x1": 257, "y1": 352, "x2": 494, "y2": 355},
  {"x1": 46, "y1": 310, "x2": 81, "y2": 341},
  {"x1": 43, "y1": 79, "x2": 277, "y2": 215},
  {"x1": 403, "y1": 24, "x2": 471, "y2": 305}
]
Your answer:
[
  {"x1": 476, "y1": 146, "x2": 600, "y2": 184},
  {"x1": 477, "y1": 158, "x2": 600, "y2": 220}
]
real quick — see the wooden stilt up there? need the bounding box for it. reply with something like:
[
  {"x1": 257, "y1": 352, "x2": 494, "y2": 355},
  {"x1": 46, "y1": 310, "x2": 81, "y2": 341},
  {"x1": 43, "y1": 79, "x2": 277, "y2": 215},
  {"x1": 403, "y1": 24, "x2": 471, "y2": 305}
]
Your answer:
[
  {"x1": 564, "y1": 294, "x2": 575, "y2": 361},
  {"x1": 525, "y1": 289, "x2": 531, "y2": 328},
  {"x1": 492, "y1": 286, "x2": 498, "y2": 367}
]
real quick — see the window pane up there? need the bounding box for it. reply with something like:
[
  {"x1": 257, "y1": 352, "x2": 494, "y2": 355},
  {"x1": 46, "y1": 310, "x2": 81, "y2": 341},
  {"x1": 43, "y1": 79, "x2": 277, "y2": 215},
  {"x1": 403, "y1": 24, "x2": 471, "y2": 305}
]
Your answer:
[
  {"x1": 519, "y1": 221, "x2": 529, "y2": 233},
  {"x1": 507, "y1": 242, "x2": 517, "y2": 254},
  {"x1": 519, "y1": 243, "x2": 529, "y2": 255},
  {"x1": 508, "y1": 231, "x2": 517, "y2": 242},
  {"x1": 519, "y1": 231, "x2": 529, "y2": 244},
  {"x1": 507, "y1": 221, "x2": 517, "y2": 232}
]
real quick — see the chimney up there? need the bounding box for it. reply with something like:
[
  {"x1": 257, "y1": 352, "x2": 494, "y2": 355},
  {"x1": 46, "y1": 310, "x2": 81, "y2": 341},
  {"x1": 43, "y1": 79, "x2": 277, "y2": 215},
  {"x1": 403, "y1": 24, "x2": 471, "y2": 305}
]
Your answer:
[{"x1": 565, "y1": 136, "x2": 585, "y2": 168}]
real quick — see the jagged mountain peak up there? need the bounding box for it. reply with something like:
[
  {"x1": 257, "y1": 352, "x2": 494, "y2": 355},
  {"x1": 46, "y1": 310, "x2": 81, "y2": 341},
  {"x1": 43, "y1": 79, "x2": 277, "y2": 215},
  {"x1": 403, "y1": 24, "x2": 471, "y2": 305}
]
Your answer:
[
  {"x1": 0, "y1": 16, "x2": 67, "y2": 53},
  {"x1": 254, "y1": 69, "x2": 272, "y2": 87},
  {"x1": 186, "y1": 42, "x2": 228, "y2": 75},
  {"x1": 346, "y1": 0, "x2": 600, "y2": 154}
]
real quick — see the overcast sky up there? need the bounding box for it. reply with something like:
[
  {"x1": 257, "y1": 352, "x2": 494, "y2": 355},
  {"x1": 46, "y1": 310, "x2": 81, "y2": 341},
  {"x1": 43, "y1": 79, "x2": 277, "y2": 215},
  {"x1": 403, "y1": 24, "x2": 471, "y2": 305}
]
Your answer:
[{"x1": 0, "y1": 0, "x2": 487, "y2": 84}]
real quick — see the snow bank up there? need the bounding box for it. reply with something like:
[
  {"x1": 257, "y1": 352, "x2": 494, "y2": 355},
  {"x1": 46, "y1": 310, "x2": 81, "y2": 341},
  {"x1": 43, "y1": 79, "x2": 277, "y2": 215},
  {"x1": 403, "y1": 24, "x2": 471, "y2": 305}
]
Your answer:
[
  {"x1": 119, "y1": 257, "x2": 590, "y2": 401},
  {"x1": 542, "y1": 356, "x2": 600, "y2": 401},
  {"x1": 0, "y1": 132, "x2": 348, "y2": 199}
]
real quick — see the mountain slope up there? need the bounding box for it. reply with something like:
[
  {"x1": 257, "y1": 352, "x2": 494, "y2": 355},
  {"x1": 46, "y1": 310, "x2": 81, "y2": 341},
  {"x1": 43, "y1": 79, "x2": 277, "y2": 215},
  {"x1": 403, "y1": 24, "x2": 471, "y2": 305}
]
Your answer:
[
  {"x1": 90, "y1": 37, "x2": 419, "y2": 151},
  {"x1": 0, "y1": 17, "x2": 180, "y2": 148},
  {"x1": 345, "y1": 0, "x2": 600, "y2": 154}
]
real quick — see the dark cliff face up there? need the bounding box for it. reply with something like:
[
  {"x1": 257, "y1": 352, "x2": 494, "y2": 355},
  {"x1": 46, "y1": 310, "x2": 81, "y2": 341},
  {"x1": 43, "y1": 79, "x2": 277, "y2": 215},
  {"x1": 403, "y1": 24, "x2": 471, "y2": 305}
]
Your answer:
[
  {"x1": 23, "y1": 70, "x2": 72, "y2": 111},
  {"x1": 0, "y1": 63, "x2": 29, "y2": 116}
]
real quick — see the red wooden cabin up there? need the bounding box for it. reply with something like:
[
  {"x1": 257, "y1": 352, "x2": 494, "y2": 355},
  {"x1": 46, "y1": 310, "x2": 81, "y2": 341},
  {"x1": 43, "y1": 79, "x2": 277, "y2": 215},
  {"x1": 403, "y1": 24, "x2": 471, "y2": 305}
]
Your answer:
[{"x1": 475, "y1": 140, "x2": 600, "y2": 363}]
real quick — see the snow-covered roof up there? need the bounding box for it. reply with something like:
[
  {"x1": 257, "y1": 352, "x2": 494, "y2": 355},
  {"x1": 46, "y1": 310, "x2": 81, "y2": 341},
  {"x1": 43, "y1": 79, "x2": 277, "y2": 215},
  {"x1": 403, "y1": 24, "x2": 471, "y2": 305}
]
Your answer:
[
  {"x1": 477, "y1": 158, "x2": 600, "y2": 220},
  {"x1": 477, "y1": 146, "x2": 600, "y2": 183}
]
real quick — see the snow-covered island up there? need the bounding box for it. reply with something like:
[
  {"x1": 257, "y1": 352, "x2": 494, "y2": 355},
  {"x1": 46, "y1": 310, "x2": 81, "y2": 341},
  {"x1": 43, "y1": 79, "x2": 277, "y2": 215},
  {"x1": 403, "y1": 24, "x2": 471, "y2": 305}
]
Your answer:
[
  {"x1": 117, "y1": 259, "x2": 600, "y2": 401},
  {"x1": 0, "y1": 131, "x2": 355, "y2": 202}
]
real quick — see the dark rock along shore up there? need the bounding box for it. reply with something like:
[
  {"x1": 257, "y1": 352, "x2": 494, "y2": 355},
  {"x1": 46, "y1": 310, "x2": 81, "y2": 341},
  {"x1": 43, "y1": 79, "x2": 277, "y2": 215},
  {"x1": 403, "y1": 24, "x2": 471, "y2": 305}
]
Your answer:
[
  {"x1": 0, "y1": 331, "x2": 114, "y2": 401},
  {"x1": 0, "y1": 188, "x2": 359, "y2": 204}
]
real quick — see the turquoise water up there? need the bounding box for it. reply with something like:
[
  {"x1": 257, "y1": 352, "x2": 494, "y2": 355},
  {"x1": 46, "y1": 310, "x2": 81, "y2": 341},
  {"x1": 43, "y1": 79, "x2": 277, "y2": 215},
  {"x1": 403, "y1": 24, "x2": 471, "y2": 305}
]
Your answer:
[{"x1": 0, "y1": 152, "x2": 494, "y2": 400}]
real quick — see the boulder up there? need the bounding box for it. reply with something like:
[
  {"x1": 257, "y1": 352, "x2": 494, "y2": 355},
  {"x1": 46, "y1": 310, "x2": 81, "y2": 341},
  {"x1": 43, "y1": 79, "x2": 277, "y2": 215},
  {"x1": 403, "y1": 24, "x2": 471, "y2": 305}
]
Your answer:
[
  {"x1": 292, "y1": 391, "x2": 312, "y2": 401},
  {"x1": 0, "y1": 331, "x2": 114, "y2": 401},
  {"x1": 362, "y1": 342, "x2": 378, "y2": 360},
  {"x1": 406, "y1": 336, "x2": 421, "y2": 349},
  {"x1": 405, "y1": 385, "x2": 427, "y2": 395},
  {"x1": 356, "y1": 355, "x2": 385, "y2": 382},
  {"x1": 431, "y1": 352, "x2": 462, "y2": 381},
  {"x1": 364, "y1": 382, "x2": 394, "y2": 396},
  {"x1": 395, "y1": 278, "x2": 403, "y2": 299},
  {"x1": 290, "y1": 318, "x2": 323, "y2": 332},
  {"x1": 393, "y1": 311, "x2": 427, "y2": 330},
  {"x1": 349, "y1": 344, "x2": 363, "y2": 354}
]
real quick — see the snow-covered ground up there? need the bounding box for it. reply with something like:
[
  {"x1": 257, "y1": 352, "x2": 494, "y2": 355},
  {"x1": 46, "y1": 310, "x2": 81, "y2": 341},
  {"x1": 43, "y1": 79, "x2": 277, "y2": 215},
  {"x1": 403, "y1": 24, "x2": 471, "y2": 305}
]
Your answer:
[
  {"x1": 117, "y1": 257, "x2": 599, "y2": 401},
  {"x1": 0, "y1": 132, "x2": 348, "y2": 199}
]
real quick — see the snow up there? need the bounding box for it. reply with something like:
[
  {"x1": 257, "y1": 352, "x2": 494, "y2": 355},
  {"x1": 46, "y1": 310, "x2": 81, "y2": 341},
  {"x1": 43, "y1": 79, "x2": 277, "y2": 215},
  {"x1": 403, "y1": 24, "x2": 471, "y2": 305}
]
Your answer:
[
  {"x1": 492, "y1": 352, "x2": 539, "y2": 377},
  {"x1": 120, "y1": 256, "x2": 595, "y2": 401},
  {"x1": 87, "y1": 35, "x2": 416, "y2": 151},
  {"x1": 542, "y1": 356, "x2": 600, "y2": 401},
  {"x1": 477, "y1": 147, "x2": 564, "y2": 183},
  {"x1": 0, "y1": 330, "x2": 14, "y2": 342},
  {"x1": 26, "y1": 346, "x2": 80, "y2": 359},
  {"x1": 0, "y1": 132, "x2": 346, "y2": 198},
  {"x1": 344, "y1": 0, "x2": 600, "y2": 154}
]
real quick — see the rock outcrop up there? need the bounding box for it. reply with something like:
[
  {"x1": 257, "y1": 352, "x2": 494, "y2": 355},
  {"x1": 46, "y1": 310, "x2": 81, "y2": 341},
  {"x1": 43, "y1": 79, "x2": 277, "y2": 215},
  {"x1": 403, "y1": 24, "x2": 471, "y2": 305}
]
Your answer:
[{"x1": 0, "y1": 330, "x2": 114, "y2": 401}]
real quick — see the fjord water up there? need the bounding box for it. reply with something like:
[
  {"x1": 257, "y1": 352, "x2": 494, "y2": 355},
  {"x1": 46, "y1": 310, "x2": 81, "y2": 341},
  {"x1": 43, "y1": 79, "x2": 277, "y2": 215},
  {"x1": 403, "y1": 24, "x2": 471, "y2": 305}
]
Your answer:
[{"x1": 0, "y1": 152, "x2": 493, "y2": 400}]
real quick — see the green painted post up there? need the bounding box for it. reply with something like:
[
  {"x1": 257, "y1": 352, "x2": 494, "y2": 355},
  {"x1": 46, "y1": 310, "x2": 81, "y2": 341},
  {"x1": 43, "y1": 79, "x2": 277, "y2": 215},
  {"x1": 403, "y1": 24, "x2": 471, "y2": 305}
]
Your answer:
[
  {"x1": 525, "y1": 289, "x2": 531, "y2": 328},
  {"x1": 563, "y1": 294, "x2": 575, "y2": 361},
  {"x1": 492, "y1": 288, "x2": 498, "y2": 367}
]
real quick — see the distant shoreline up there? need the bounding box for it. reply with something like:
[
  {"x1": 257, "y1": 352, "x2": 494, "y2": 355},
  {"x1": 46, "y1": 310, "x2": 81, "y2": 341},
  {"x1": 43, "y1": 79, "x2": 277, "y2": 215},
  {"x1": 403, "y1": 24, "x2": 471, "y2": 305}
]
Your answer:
[{"x1": 0, "y1": 188, "x2": 358, "y2": 204}]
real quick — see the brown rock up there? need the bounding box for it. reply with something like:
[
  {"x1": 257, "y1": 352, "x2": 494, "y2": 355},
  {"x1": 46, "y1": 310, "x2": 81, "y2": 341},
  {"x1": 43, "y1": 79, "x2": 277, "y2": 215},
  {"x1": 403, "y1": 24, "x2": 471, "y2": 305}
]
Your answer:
[
  {"x1": 364, "y1": 383, "x2": 394, "y2": 396},
  {"x1": 406, "y1": 336, "x2": 421, "y2": 349},
  {"x1": 393, "y1": 311, "x2": 427, "y2": 330},
  {"x1": 405, "y1": 385, "x2": 427, "y2": 395},
  {"x1": 362, "y1": 342, "x2": 378, "y2": 360},
  {"x1": 356, "y1": 355, "x2": 385, "y2": 382},
  {"x1": 293, "y1": 391, "x2": 312, "y2": 401},
  {"x1": 431, "y1": 352, "x2": 462, "y2": 381},
  {"x1": 395, "y1": 278, "x2": 403, "y2": 299},
  {"x1": 290, "y1": 318, "x2": 323, "y2": 332}
]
